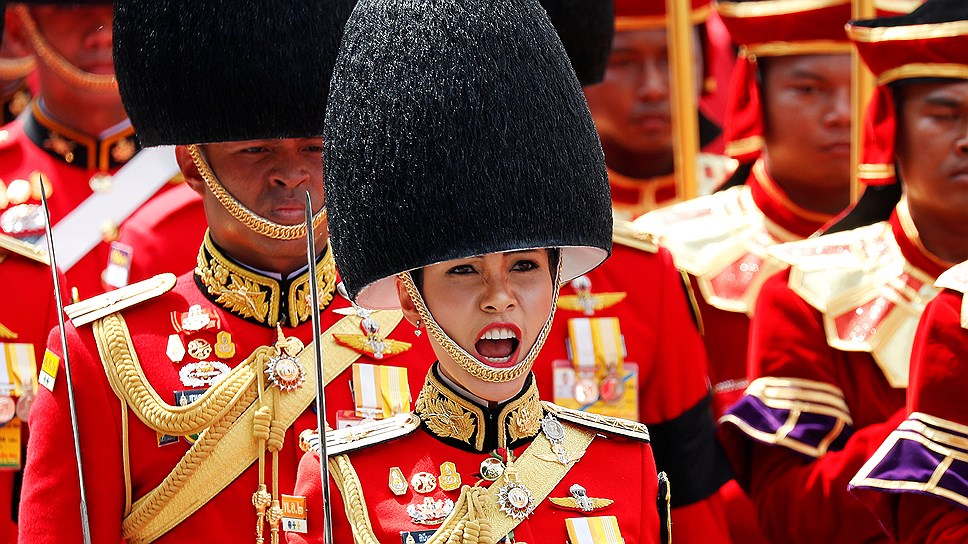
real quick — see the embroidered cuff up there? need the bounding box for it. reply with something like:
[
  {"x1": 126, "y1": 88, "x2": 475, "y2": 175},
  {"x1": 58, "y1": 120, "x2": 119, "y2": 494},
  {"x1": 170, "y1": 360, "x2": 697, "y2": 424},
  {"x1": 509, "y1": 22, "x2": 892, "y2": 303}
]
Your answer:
[
  {"x1": 719, "y1": 377, "x2": 853, "y2": 458},
  {"x1": 850, "y1": 412, "x2": 968, "y2": 511}
]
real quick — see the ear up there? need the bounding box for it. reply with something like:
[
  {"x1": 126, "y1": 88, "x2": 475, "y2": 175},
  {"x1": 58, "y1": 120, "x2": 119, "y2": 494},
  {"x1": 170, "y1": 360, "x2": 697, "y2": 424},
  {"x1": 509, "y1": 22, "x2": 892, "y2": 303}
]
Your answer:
[
  {"x1": 396, "y1": 276, "x2": 421, "y2": 328},
  {"x1": 4, "y1": 8, "x2": 33, "y2": 59},
  {"x1": 175, "y1": 145, "x2": 207, "y2": 195}
]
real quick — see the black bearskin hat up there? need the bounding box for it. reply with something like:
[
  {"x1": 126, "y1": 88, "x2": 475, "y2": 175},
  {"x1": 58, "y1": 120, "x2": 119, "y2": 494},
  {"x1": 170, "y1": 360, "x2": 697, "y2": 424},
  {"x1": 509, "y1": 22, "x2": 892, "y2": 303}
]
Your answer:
[
  {"x1": 325, "y1": 0, "x2": 613, "y2": 309},
  {"x1": 540, "y1": 0, "x2": 614, "y2": 86},
  {"x1": 113, "y1": 0, "x2": 354, "y2": 146}
]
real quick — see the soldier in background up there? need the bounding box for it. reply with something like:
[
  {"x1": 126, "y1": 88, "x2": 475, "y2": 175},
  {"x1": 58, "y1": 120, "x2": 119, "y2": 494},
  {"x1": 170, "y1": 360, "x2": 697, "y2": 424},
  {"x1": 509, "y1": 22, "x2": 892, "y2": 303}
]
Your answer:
[
  {"x1": 719, "y1": 1, "x2": 968, "y2": 542},
  {"x1": 19, "y1": 0, "x2": 433, "y2": 542}
]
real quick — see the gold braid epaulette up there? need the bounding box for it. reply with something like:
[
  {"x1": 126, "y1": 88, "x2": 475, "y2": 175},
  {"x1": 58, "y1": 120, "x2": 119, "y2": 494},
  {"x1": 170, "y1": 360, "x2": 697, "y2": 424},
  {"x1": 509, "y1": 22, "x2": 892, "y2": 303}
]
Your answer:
[{"x1": 94, "y1": 312, "x2": 262, "y2": 436}]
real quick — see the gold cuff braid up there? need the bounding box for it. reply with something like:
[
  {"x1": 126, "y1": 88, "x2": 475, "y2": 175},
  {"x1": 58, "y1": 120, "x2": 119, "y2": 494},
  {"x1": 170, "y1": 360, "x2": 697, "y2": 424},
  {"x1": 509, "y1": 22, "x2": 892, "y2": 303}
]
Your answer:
[{"x1": 187, "y1": 144, "x2": 327, "y2": 241}]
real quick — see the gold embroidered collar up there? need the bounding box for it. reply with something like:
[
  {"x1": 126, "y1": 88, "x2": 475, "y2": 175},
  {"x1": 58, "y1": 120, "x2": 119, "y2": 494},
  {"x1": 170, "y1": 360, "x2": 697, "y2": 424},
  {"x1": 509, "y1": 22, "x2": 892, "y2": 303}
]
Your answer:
[
  {"x1": 194, "y1": 231, "x2": 337, "y2": 328},
  {"x1": 25, "y1": 100, "x2": 137, "y2": 171},
  {"x1": 414, "y1": 365, "x2": 543, "y2": 453}
]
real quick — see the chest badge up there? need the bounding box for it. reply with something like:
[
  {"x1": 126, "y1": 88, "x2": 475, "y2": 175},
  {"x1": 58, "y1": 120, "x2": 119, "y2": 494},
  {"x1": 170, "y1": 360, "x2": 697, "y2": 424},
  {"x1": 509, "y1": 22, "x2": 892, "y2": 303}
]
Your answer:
[
  {"x1": 264, "y1": 326, "x2": 306, "y2": 392},
  {"x1": 550, "y1": 484, "x2": 614, "y2": 513},
  {"x1": 556, "y1": 276, "x2": 627, "y2": 316}
]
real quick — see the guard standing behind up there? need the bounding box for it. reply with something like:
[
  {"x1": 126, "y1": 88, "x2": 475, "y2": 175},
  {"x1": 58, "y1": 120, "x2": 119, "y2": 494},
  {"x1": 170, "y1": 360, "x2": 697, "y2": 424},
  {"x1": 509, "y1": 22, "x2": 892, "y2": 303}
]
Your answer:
[
  {"x1": 719, "y1": 1, "x2": 968, "y2": 542},
  {"x1": 19, "y1": 1, "x2": 432, "y2": 542}
]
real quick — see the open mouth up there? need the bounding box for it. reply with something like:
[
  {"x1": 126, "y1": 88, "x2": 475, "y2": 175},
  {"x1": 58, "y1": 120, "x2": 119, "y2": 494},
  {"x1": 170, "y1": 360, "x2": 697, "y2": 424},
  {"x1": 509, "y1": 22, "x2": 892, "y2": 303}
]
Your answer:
[{"x1": 474, "y1": 324, "x2": 521, "y2": 367}]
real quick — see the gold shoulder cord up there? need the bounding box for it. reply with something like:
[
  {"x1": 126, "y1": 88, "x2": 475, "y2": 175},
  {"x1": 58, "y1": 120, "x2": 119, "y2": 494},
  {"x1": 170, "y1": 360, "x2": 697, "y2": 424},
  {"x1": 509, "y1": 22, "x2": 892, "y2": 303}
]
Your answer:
[
  {"x1": 94, "y1": 313, "x2": 261, "y2": 436},
  {"x1": 333, "y1": 417, "x2": 596, "y2": 543}
]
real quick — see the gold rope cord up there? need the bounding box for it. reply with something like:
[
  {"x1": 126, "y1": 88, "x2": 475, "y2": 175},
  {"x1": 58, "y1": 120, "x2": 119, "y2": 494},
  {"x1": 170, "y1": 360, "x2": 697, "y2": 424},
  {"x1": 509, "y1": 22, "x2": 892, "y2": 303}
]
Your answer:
[
  {"x1": 13, "y1": 6, "x2": 116, "y2": 92},
  {"x1": 397, "y1": 258, "x2": 561, "y2": 384},
  {"x1": 122, "y1": 385, "x2": 259, "y2": 541},
  {"x1": 94, "y1": 312, "x2": 263, "y2": 436},
  {"x1": 187, "y1": 144, "x2": 327, "y2": 241}
]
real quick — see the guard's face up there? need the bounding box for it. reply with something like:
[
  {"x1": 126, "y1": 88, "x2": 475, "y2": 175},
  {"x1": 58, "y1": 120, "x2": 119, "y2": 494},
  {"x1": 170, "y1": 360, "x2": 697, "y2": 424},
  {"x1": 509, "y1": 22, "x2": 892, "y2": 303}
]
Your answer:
[
  {"x1": 406, "y1": 250, "x2": 555, "y2": 402},
  {"x1": 761, "y1": 54, "x2": 852, "y2": 194},
  {"x1": 896, "y1": 80, "x2": 968, "y2": 222},
  {"x1": 28, "y1": 6, "x2": 114, "y2": 76},
  {"x1": 583, "y1": 27, "x2": 702, "y2": 163},
  {"x1": 178, "y1": 138, "x2": 327, "y2": 274}
]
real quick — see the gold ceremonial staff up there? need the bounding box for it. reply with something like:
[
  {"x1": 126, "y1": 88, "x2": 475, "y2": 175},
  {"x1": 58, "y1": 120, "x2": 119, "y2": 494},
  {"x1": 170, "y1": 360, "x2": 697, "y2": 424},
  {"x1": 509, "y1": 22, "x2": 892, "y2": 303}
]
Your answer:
[
  {"x1": 667, "y1": 0, "x2": 700, "y2": 201},
  {"x1": 851, "y1": 0, "x2": 876, "y2": 203}
]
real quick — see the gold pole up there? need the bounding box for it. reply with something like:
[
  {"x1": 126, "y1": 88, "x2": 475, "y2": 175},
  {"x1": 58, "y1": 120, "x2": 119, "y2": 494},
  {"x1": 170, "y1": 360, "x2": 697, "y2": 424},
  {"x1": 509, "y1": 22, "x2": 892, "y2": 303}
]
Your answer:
[
  {"x1": 667, "y1": 0, "x2": 699, "y2": 201},
  {"x1": 850, "y1": 0, "x2": 876, "y2": 203}
]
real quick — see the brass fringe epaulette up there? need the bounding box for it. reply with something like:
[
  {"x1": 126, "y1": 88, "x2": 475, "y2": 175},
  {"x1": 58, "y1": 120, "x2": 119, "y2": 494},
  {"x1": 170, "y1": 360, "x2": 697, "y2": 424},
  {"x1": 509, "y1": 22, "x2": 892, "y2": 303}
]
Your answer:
[
  {"x1": 0, "y1": 233, "x2": 49, "y2": 265},
  {"x1": 66, "y1": 273, "x2": 177, "y2": 327},
  {"x1": 612, "y1": 219, "x2": 658, "y2": 253},
  {"x1": 299, "y1": 412, "x2": 421, "y2": 457},
  {"x1": 542, "y1": 401, "x2": 650, "y2": 442}
]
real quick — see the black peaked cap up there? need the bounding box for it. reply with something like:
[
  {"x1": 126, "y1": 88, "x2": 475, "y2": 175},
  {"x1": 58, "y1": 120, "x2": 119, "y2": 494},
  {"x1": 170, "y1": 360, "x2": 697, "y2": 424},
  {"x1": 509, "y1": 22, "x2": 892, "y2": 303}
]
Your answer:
[
  {"x1": 540, "y1": 0, "x2": 614, "y2": 86},
  {"x1": 325, "y1": 0, "x2": 612, "y2": 308},
  {"x1": 113, "y1": 0, "x2": 354, "y2": 146}
]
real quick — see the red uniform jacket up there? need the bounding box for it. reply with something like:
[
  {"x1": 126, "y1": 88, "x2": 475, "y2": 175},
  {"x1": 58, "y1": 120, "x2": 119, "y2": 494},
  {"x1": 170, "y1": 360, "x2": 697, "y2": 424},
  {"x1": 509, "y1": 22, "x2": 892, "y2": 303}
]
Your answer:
[
  {"x1": 289, "y1": 367, "x2": 661, "y2": 544},
  {"x1": 535, "y1": 238, "x2": 732, "y2": 544},
  {"x1": 0, "y1": 103, "x2": 181, "y2": 299},
  {"x1": 18, "y1": 238, "x2": 433, "y2": 544},
  {"x1": 721, "y1": 209, "x2": 949, "y2": 543},
  {"x1": 849, "y1": 263, "x2": 968, "y2": 543},
  {"x1": 0, "y1": 248, "x2": 61, "y2": 544}
]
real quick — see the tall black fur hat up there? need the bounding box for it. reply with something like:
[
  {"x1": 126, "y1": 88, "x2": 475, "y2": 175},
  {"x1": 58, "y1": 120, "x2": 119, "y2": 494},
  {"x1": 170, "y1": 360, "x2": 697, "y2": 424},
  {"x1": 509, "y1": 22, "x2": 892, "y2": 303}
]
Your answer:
[
  {"x1": 113, "y1": 0, "x2": 354, "y2": 146},
  {"x1": 540, "y1": 0, "x2": 614, "y2": 86},
  {"x1": 325, "y1": 0, "x2": 612, "y2": 309}
]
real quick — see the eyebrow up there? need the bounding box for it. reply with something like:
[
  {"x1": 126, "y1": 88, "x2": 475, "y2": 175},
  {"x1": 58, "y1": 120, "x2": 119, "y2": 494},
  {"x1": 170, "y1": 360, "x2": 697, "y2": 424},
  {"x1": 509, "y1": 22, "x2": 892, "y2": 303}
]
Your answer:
[{"x1": 923, "y1": 96, "x2": 964, "y2": 108}]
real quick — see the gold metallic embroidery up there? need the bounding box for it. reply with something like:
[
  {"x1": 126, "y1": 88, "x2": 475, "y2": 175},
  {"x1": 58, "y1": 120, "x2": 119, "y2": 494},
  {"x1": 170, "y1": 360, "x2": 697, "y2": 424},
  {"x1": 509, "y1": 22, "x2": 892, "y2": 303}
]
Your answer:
[
  {"x1": 414, "y1": 370, "x2": 543, "y2": 451},
  {"x1": 195, "y1": 232, "x2": 336, "y2": 327}
]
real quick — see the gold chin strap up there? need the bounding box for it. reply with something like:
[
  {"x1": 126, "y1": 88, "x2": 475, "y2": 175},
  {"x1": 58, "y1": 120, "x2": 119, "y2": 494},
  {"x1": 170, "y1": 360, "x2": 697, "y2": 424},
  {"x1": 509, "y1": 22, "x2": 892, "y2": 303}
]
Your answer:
[
  {"x1": 0, "y1": 54, "x2": 36, "y2": 81},
  {"x1": 14, "y1": 6, "x2": 117, "y2": 92},
  {"x1": 398, "y1": 258, "x2": 562, "y2": 384},
  {"x1": 187, "y1": 144, "x2": 327, "y2": 241}
]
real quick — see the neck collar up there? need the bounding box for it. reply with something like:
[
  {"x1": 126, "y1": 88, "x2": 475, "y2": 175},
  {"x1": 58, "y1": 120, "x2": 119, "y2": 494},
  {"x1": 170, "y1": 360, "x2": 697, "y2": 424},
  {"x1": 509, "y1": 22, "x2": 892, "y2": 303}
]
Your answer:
[
  {"x1": 893, "y1": 197, "x2": 957, "y2": 278},
  {"x1": 194, "y1": 231, "x2": 337, "y2": 328},
  {"x1": 24, "y1": 100, "x2": 137, "y2": 171},
  {"x1": 608, "y1": 167, "x2": 678, "y2": 221},
  {"x1": 414, "y1": 364, "x2": 543, "y2": 453},
  {"x1": 749, "y1": 159, "x2": 834, "y2": 239}
]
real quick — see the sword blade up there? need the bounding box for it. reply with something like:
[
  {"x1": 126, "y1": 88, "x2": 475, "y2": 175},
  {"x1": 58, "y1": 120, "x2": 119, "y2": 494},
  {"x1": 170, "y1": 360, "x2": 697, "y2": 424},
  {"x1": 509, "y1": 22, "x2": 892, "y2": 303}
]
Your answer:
[
  {"x1": 304, "y1": 191, "x2": 334, "y2": 544},
  {"x1": 40, "y1": 177, "x2": 92, "y2": 544}
]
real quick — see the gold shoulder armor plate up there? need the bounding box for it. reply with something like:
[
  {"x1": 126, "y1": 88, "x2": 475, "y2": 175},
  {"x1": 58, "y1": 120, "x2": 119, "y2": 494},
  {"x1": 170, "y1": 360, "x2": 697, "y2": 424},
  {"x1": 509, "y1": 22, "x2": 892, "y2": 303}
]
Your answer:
[
  {"x1": 0, "y1": 233, "x2": 49, "y2": 265},
  {"x1": 542, "y1": 401, "x2": 650, "y2": 442},
  {"x1": 299, "y1": 412, "x2": 421, "y2": 457},
  {"x1": 612, "y1": 219, "x2": 658, "y2": 253},
  {"x1": 66, "y1": 273, "x2": 177, "y2": 327}
]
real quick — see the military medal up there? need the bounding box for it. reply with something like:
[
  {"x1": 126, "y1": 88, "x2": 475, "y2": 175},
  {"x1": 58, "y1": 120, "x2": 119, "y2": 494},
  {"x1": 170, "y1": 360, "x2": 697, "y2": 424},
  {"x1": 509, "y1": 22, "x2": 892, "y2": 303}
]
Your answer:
[
  {"x1": 187, "y1": 339, "x2": 212, "y2": 360},
  {"x1": 172, "y1": 304, "x2": 220, "y2": 333},
  {"x1": 410, "y1": 472, "x2": 437, "y2": 494},
  {"x1": 557, "y1": 275, "x2": 627, "y2": 316},
  {"x1": 438, "y1": 462, "x2": 461, "y2": 492},
  {"x1": 214, "y1": 331, "x2": 236, "y2": 359},
  {"x1": 166, "y1": 334, "x2": 186, "y2": 363},
  {"x1": 264, "y1": 327, "x2": 306, "y2": 392},
  {"x1": 593, "y1": 318, "x2": 625, "y2": 404},
  {"x1": 179, "y1": 360, "x2": 230, "y2": 388},
  {"x1": 568, "y1": 319, "x2": 599, "y2": 405},
  {"x1": 496, "y1": 460, "x2": 535, "y2": 521},
  {"x1": 480, "y1": 456, "x2": 505, "y2": 481},
  {"x1": 0, "y1": 396, "x2": 15, "y2": 424},
  {"x1": 389, "y1": 467, "x2": 409, "y2": 496},
  {"x1": 536, "y1": 413, "x2": 585, "y2": 465},
  {"x1": 15, "y1": 388, "x2": 33, "y2": 422},
  {"x1": 549, "y1": 484, "x2": 614, "y2": 513},
  {"x1": 406, "y1": 497, "x2": 454, "y2": 526}
]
